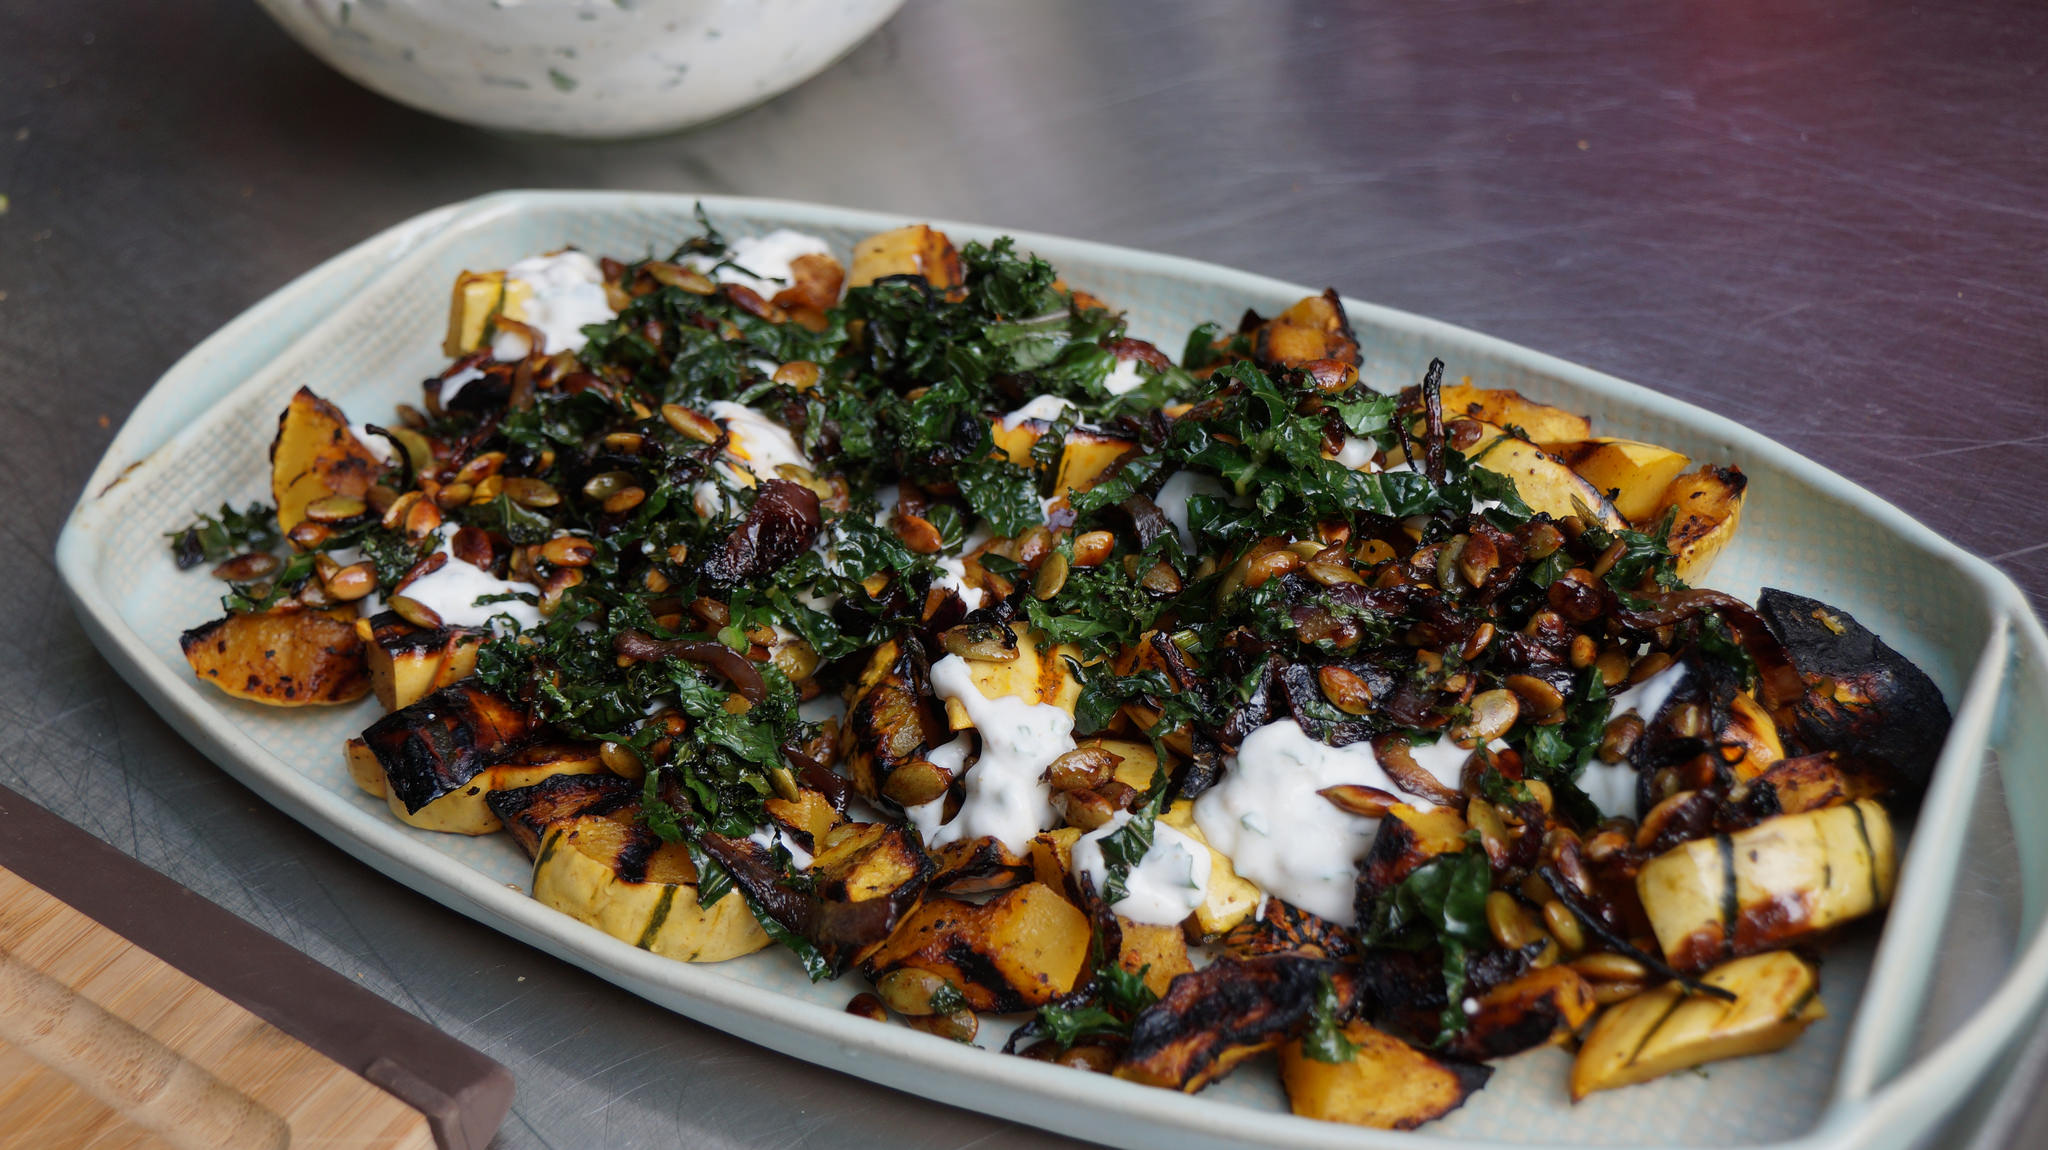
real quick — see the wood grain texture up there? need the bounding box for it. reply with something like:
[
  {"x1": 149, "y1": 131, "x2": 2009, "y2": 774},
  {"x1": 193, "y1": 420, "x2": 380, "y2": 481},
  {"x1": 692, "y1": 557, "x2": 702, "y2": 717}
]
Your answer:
[{"x1": 0, "y1": 867, "x2": 433, "y2": 1150}]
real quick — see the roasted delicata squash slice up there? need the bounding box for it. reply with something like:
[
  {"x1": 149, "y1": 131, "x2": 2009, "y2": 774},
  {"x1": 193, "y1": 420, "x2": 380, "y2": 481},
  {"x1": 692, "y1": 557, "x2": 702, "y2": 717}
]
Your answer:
[
  {"x1": 486, "y1": 772, "x2": 640, "y2": 858},
  {"x1": 348, "y1": 736, "x2": 606, "y2": 835},
  {"x1": 444, "y1": 270, "x2": 534, "y2": 357},
  {"x1": 1637, "y1": 799, "x2": 1895, "y2": 971},
  {"x1": 358, "y1": 683, "x2": 537, "y2": 825},
  {"x1": 1461, "y1": 425, "x2": 1626, "y2": 529},
  {"x1": 360, "y1": 610, "x2": 486, "y2": 712},
  {"x1": 841, "y1": 638, "x2": 945, "y2": 802},
  {"x1": 180, "y1": 606, "x2": 370, "y2": 706},
  {"x1": 1050, "y1": 430, "x2": 1140, "y2": 503},
  {"x1": 1118, "y1": 954, "x2": 1356, "y2": 1092},
  {"x1": 847, "y1": 224, "x2": 962, "y2": 290},
  {"x1": 1280, "y1": 1022, "x2": 1490, "y2": 1129},
  {"x1": 1355, "y1": 803, "x2": 1469, "y2": 910},
  {"x1": 803, "y1": 822, "x2": 938, "y2": 972},
  {"x1": 1550, "y1": 438, "x2": 1693, "y2": 523},
  {"x1": 533, "y1": 811, "x2": 770, "y2": 963},
  {"x1": 862, "y1": 881, "x2": 1089, "y2": 1012},
  {"x1": 270, "y1": 387, "x2": 386, "y2": 532},
  {"x1": 1572, "y1": 951, "x2": 1826, "y2": 1099},
  {"x1": 1117, "y1": 918, "x2": 1197, "y2": 997},
  {"x1": 1655, "y1": 464, "x2": 1747, "y2": 585},
  {"x1": 1255, "y1": 291, "x2": 1361, "y2": 367},
  {"x1": 1438, "y1": 384, "x2": 1593, "y2": 446},
  {"x1": 939, "y1": 622, "x2": 1085, "y2": 730},
  {"x1": 1439, "y1": 965, "x2": 1599, "y2": 1061}
]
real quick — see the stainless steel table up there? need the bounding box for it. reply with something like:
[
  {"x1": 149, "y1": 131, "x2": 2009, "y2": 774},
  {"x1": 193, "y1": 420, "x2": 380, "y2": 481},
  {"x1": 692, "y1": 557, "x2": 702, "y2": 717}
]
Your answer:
[{"x1": 4, "y1": 2, "x2": 2045, "y2": 1147}]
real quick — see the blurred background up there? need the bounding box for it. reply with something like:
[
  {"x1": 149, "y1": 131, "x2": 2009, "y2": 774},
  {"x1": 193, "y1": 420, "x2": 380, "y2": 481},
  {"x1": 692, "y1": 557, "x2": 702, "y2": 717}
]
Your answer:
[{"x1": 3, "y1": 2, "x2": 2046, "y2": 1147}]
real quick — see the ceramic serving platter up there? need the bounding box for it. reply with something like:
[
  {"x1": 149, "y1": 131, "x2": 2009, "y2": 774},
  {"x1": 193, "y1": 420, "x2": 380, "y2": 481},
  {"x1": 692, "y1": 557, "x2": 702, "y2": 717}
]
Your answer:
[{"x1": 55, "y1": 192, "x2": 2048, "y2": 1150}]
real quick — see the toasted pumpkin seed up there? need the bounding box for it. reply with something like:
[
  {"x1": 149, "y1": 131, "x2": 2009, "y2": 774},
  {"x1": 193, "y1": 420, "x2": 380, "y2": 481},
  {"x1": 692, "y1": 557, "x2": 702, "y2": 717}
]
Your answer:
[
  {"x1": 882, "y1": 759, "x2": 953, "y2": 808},
  {"x1": 1032, "y1": 550, "x2": 1069, "y2": 600},
  {"x1": 541, "y1": 536, "x2": 596, "y2": 567},
  {"x1": 1452, "y1": 689, "x2": 1519, "y2": 747},
  {"x1": 661, "y1": 404, "x2": 722, "y2": 443},
  {"x1": 403, "y1": 497, "x2": 443, "y2": 540},
  {"x1": 845, "y1": 992, "x2": 888, "y2": 1023},
  {"x1": 1043, "y1": 747, "x2": 1117, "y2": 793},
  {"x1": 1486, "y1": 891, "x2": 1537, "y2": 950},
  {"x1": 874, "y1": 968, "x2": 957, "y2": 1016},
  {"x1": 1071, "y1": 530, "x2": 1115, "y2": 567},
  {"x1": 1055, "y1": 1045, "x2": 1116, "y2": 1072},
  {"x1": 1317, "y1": 666, "x2": 1374, "y2": 715},
  {"x1": 468, "y1": 474, "x2": 505, "y2": 505},
  {"x1": 1569, "y1": 633, "x2": 1599, "y2": 669},
  {"x1": 455, "y1": 451, "x2": 506, "y2": 486},
  {"x1": 602, "y1": 486, "x2": 646, "y2": 514},
  {"x1": 1543, "y1": 899, "x2": 1586, "y2": 953},
  {"x1": 1318, "y1": 783, "x2": 1398, "y2": 818},
  {"x1": 211, "y1": 552, "x2": 280, "y2": 582},
  {"x1": 582, "y1": 471, "x2": 634, "y2": 501},
  {"x1": 1597, "y1": 713, "x2": 1644, "y2": 763},
  {"x1": 599, "y1": 741, "x2": 644, "y2": 779},
  {"x1": 603, "y1": 431, "x2": 645, "y2": 454},
  {"x1": 388, "y1": 594, "x2": 443, "y2": 630},
  {"x1": 305, "y1": 494, "x2": 366, "y2": 522},
  {"x1": 504, "y1": 477, "x2": 561, "y2": 508},
  {"x1": 1505, "y1": 673, "x2": 1566, "y2": 717},
  {"x1": 906, "y1": 1009, "x2": 978, "y2": 1044},
  {"x1": 1569, "y1": 952, "x2": 1649, "y2": 982}
]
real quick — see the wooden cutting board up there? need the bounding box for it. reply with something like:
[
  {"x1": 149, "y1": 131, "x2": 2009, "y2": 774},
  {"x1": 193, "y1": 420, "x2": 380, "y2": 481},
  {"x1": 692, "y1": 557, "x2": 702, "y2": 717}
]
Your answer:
[{"x1": 0, "y1": 787, "x2": 513, "y2": 1150}]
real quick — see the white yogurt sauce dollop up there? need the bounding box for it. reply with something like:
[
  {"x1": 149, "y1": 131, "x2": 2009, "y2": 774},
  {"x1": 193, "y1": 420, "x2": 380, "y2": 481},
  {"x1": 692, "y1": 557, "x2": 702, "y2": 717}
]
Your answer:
[
  {"x1": 492, "y1": 250, "x2": 615, "y2": 360},
  {"x1": 1194, "y1": 719, "x2": 1427, "y2": 925},
  {"x1": 687, "y1": 229, "x2": 834, "y2": 300},
  {"x1": 1000, "y1": 394, "x2": 1079, "y2": 429},
  {"x1": 908, "y1": 654, "x2": 1072, "y2": 853},
  {"x1": 1071, "y1": 812, "x2": 1213, "y2": 926},
  {"x1": 398, "y1": 528, "x2": 542, "y2": 631},
  {"x1": 1103, "y1": 357, "x2": 1151, "y2": 396},
  {"x1": 1579, "y1": 661, "x2": 1692, "y2": 819}
]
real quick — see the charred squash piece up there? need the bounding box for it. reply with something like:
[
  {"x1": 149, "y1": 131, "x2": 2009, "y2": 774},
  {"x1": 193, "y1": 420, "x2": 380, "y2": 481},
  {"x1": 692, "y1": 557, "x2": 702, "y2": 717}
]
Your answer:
[
  {"x1": 861, "y1": 882, "x2": 1089, "y2": 1012},
  {"x1": 444, "y1": 270, "x2": 532, "y2": 356},
  {"x1": 1438, "y1": 965, "x2": 1598, "y2": 1061},
  {"x1": 847, "y1": 224, "x2": 962, "y2": 291},
  {"x1": 362, "y1": 610, "x2": 486, "y2": 712},
  {"x1": 1029, "y1": 827, "x2": 1083, "y2": 895},
  {"x1": 1637, "y1": 799, "x2": 1895, "y2": 972},
  {"x1": 1355, "y1": 804, "x2": 1469, "y2": 913},
  {"x1": 1116, "y1": 954, "x2": 1355, "y2": 1092},
  {"x1": 1052, "y1": 431, "x2": 1141, "y2": 504},
  {"x1": 806, "y1": 822, "x2": 938, "y2": 973},
  {"x1": 352, "y1": 737, "x2": 605, "y2": 836},
  {"x1": 1438, "y1": 385, "x2": 1593, "y2": 446},
  {"x1": 1460, "y1": 426, "x2": 1626, "y2": 529},
  {"x1": 486, "y1": 772, "x2": 639, "y2": 858},
  {"x1": 180, "y1": 606, "x2": 370, "y2": 706},
  {"x1": 841, "y1": 639, "x2": 944, "y2": 802},
  {"x1": 1549, "y1": 438, "x2": 1692, "y2": 523},
  {"x1": 1279, "y1": 1021, "x2": 1490, "y2": 1129},
  {"x1": 1753, "y1": 752, "x2": 1880, "y2": 816},
  {"x1": 940, "y1": 623, "x2": 1085, "y2": 730},
  {"x1": 1655, "y1": 465, "x2": 1747, "y2": 586},
  {"x1": 270, "y1": 387, "x2": 385, "y2": 532},
  {"x1": 532, "y1": 811, "x2": 769, "y2": 963},
  {"x1": 1218, "y1": 900, "x2": 1357, "y2": 961},
  {"x1": 771, "y1": 251, "x2": 845, "y2": 313},
  {"x1": 1572, "y1": 951, "x2": 1825, "y2": 1099},
  {"x1": 764, "y1": 786, "x2": 843, "y2": 855},
  {"x1": 1254, "y1": 291, "x2": 1361, "y2": 368},
  {"x1": 360, "y1": 683, "x2": 535, "y2": 815},
  {"x1": 1757, "y1": 588, "x2": 1952, "y2": 797},
  {"x1": 1117, "y1": 917, "x2": 1196, "y2": 998},
  {"x1": 930, "y1": 836, "x2": 1033, "y2": 895}
]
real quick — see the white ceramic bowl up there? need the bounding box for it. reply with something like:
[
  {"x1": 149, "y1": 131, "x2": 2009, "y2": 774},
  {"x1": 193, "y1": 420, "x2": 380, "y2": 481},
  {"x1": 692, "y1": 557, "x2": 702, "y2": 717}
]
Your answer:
[{"x1": 254, "y1": 0, "x2": 905, "y2": 138}]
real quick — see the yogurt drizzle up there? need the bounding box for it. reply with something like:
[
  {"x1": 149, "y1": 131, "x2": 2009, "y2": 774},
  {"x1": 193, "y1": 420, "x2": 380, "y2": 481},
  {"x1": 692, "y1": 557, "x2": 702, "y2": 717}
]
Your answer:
[
  {"x1": 906, "y1": 654, "x2": 1072, "y2": 853},
  {"x1": 1071, "y1": 813, "x2": 1212, "y2": 926}
]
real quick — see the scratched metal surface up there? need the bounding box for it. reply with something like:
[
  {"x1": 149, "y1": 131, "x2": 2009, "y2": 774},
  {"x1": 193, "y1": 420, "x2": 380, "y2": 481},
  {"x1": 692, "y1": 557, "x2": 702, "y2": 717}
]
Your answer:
[{"x1": 3, "y1": 2, "x2": 2045, "y2": 1148}]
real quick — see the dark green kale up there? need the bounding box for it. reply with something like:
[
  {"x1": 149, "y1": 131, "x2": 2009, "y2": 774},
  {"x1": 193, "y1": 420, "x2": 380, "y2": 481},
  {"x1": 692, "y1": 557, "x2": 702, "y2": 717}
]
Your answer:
[{"x1": 169, "y1": 502, "x2": 279, "y2": 569}]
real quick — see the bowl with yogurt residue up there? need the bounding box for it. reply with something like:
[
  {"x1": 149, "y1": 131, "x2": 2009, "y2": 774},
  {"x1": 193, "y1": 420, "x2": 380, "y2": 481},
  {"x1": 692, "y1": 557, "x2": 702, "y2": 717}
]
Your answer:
[{"x1": 254, "y1": 0, "x2": 907, "y2": 138}]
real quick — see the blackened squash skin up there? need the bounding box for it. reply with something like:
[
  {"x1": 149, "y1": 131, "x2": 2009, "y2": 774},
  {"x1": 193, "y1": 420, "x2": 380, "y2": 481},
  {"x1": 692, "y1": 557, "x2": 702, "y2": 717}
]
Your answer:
[
  {"x1": 1757, "y1": 588, "x2": 1950, "y2": 797},
  {"x1": 362, "y1": 683, "x2": 533, "y2": 814},
  {"x1": 1117, "y1": 954, "x2": 1354, "y2": 1092}
]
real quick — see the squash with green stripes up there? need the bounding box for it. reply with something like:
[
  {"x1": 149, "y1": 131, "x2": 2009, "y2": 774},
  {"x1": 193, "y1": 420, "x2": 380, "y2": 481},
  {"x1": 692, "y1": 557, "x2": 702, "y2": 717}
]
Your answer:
[
  {"x1": 531, "y1": 812, "x2": 769, "y2": 963},
  {"x1": 1636, "y1": 800, "x2": 1895, "y2": 972}
]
